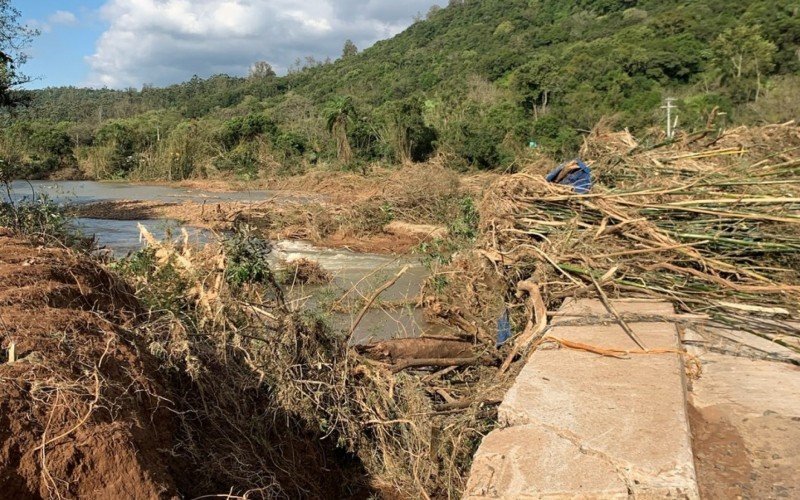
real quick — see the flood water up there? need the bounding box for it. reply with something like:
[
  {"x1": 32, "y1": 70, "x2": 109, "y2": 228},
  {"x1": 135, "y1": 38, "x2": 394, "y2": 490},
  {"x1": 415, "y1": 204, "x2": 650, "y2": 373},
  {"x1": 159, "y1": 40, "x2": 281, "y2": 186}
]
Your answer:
[
  {"x1": 270, "y1": 241, "x2": 438, "y2": 344},
  {"x1": 4, "y1": 180, "x2": 437, "y2": 343},
  {"x1": 6, "y1": 179, "x2": 315, "y2": 205},
  {"x1": 72, "y1": 218, "x2": 214, "y2": 255}
]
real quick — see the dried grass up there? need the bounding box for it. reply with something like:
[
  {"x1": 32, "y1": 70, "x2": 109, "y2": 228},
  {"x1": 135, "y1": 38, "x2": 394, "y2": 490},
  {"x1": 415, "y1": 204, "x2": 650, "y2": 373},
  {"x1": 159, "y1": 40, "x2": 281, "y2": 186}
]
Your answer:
[
  {"x1": 427, "y1": 121, "x2": 800, "y2": 363},
  {"x1": 130, "y1": 225, "x2": 504, "y2": 499}
]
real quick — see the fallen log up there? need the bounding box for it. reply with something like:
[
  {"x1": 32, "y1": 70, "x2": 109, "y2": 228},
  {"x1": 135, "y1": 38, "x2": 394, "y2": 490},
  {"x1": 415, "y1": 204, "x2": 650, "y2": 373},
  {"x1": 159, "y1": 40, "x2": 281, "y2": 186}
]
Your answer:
[
  {"x1": 356, "y1": 338, "x2": 475, "y2": 364},
  {"x1": 435, "y1": 397, "x2": 502, "y2": 411},
  {"x1": 390, "y1": 356, "x2": 491, "y2": 374}
]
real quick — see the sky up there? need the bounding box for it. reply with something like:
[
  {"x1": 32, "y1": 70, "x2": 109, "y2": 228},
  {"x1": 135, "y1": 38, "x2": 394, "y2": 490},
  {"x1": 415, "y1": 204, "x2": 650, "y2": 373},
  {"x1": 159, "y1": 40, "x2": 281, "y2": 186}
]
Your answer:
[{"x1": 13, "y1": 0, "x2": 441, "y2": 90}]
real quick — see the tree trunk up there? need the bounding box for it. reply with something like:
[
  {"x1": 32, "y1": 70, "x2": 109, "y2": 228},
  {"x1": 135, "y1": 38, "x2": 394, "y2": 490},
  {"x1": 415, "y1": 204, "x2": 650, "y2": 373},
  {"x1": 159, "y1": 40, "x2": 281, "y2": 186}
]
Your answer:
[{"x1": 356, "y1": 338, "x2": 476, "y2": 364}]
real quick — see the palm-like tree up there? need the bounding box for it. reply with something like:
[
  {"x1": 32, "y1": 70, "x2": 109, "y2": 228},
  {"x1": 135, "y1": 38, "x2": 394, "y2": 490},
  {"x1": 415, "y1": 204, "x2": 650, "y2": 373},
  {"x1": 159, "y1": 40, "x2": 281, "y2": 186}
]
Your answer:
[{"x1": 324, "y1": 96, "x2": 355, "y2": 164}]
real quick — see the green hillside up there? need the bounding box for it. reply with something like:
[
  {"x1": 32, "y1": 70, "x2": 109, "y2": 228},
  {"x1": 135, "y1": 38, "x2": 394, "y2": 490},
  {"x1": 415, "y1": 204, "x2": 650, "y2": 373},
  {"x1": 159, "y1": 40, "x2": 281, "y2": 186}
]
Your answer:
[{"x1": 2, "y1": 0, "x2": 799, "y2": 179}]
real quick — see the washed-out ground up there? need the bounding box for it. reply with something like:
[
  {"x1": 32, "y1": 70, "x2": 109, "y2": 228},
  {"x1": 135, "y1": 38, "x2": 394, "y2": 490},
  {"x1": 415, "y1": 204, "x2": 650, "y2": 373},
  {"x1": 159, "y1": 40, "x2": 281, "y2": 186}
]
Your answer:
[{"x1": 5, "y1": 124, "x2": 800, "y2": 497}]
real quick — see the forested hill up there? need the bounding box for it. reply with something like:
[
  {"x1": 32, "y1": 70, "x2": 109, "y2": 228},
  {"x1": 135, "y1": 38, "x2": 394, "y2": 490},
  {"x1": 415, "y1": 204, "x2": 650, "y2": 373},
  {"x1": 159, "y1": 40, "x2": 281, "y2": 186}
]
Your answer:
[{"x1": 3, "y1": 0, "x2": 799, "y2": 180}]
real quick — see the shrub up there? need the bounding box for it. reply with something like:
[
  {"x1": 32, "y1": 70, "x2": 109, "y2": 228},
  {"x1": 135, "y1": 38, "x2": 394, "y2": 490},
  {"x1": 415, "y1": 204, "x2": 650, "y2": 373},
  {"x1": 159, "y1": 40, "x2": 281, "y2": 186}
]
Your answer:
[
  {"x1": 220, "y1": 113, "x2": 277, "y2": 149},
  {"x1": 0, "y1": 172, "x2": 92, "y2": 249},
  {"x1": 223, "y1": 225, "x2": 278, "y2": 289}
]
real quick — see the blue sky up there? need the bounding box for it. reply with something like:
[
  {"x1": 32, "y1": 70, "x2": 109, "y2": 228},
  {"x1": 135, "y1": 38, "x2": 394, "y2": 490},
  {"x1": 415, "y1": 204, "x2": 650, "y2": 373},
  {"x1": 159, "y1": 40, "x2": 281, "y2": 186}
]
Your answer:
[
  {"x1": 12, "y1": 1, "x2": 106, "y2": 88},
  {"x1": 12, "y1": 0, "x2": 440, "y2": 90}
]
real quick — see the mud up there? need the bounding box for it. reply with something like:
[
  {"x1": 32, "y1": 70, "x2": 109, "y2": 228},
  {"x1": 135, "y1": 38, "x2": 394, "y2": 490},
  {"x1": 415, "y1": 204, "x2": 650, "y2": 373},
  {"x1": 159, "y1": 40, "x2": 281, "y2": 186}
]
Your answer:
[
  {"x1": 0, "y1": 231, "x2": 178, "y2": 498},
  {"x1": 0, "y1": 231, "x2": 372, "y2": 498},
  {"x1": 688, "y1": 404, "x2": 754, "y2": 499}
]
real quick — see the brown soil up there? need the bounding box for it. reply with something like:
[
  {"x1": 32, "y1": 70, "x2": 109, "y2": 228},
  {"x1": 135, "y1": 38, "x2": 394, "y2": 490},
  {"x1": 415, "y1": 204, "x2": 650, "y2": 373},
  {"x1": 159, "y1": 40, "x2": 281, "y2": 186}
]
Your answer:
[
  {"x1": 688, "y1": 404, "x2": 753, "y2": 499},
  {"x1": 72, "y1": 198, "x2": 247, "y2": 229},
  {"x1": 321, "y1": 231, "x2": 424, "y2": 254},
  {"x1": 0, "y1": 230, "x2": 178, "y2": 499},
  {"x1": 0, "y1": 231, "x2": 374, "y2": 498}
]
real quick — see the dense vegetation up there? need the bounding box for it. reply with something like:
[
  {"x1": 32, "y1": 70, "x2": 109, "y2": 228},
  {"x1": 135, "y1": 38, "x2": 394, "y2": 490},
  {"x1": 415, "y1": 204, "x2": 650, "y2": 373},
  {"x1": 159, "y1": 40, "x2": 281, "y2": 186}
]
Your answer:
[
  {"x1": 0, "y1": 0, "x2": 37, "y2": 109},
  {"x1": 2, "y1": 0, "x2": 799, "y2": 179}
]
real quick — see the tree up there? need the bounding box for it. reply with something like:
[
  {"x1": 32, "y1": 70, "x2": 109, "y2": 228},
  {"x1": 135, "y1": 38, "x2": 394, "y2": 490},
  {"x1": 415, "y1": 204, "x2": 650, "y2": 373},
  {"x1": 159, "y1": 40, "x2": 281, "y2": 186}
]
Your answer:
[
  {"x1": 0, "y1": 0, "x2": 38, "y2": 108},
  {"x1": 385, "y1": 98, "x2": 437, "y2": 164},
  {"x1": 712, "y1": 25, "x2": 777, "y2": 102},
  {"x1": 248, "y1": 61, "x2": 276, "y2": 79},
  {"x1": 342, "y1": 39, "x2": 358, "y2": 59},
  {"x1": 324, "y1": 96, "x2": 355, "y2": 164}
]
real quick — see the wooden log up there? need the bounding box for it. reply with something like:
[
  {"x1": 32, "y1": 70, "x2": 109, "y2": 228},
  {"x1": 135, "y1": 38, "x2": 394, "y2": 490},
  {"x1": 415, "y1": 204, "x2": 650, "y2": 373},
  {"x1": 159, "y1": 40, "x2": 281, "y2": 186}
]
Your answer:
[{"x1": 356, "y1": 337, "x2": 475, "y2": 364}]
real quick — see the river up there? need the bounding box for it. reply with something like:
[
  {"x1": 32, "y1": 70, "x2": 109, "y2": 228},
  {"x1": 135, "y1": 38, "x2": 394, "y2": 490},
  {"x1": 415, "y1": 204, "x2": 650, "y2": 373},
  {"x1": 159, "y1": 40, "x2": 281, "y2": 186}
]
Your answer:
[{"x1": 4, "y1": 180, "x2": 435, "y2": 343}]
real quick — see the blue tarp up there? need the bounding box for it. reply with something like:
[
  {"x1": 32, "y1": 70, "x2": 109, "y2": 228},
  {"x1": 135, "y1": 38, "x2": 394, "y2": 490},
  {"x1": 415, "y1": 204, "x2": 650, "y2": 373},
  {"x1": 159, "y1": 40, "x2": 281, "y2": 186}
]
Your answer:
[
  {"x1": 545, "y1": 159, "x2": 592, "y2": 194},
  {"x1": 496, "y1": 309, "x2": 511, "y2": 347}
]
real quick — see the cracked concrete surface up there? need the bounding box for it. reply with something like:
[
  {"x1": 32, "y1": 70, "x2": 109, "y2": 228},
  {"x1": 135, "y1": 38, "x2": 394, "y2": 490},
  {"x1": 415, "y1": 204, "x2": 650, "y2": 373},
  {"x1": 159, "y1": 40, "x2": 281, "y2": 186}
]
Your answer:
[
  {"x1": 465, "y1": 299, "x2": 699, "y2": 499},
  {"x1": 685, "y1": 326, "x2": 800, "y2": 499}
]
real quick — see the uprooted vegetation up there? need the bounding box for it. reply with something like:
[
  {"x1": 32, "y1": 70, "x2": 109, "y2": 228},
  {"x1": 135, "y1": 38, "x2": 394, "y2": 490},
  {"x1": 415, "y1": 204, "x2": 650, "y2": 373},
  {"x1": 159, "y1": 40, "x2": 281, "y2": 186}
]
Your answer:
[
  {"x1": 118, "y1": 225, "x2": 505, "y2": 498},
  {"x1": 0, "y1": 218, "x2": 503, "y2": 498},
  {"x1": 1, "y1": 122, "x2": 799, "y2": 499},
  {"x1": 73, "y1": 163, "x2": 484, "y2": 254},
  {"x1": 425, "y1": 122, "x2": 800, "y2": 361}
]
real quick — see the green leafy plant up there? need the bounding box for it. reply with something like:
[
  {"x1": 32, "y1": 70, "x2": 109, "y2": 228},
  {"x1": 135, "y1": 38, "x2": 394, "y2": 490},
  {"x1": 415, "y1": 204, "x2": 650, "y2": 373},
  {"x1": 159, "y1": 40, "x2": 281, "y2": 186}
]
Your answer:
[{"x1": 223, "y1": 225, "x2": 276, "y2": 287}]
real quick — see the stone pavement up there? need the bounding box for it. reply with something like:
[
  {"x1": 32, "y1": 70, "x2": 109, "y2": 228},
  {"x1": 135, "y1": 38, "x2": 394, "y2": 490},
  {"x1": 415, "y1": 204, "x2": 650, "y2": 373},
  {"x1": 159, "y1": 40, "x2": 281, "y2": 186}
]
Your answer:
[
  {"x1": 685, "y1": 324, "x2": 800, "y2": 499},
  {"x1": 465, "y1": 299, "x2": 700, "y2": 499}
]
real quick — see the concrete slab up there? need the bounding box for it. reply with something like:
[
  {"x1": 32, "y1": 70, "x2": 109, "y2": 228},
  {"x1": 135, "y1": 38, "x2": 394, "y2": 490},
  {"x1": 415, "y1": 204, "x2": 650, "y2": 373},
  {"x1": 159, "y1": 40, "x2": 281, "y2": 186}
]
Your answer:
[
  {"x1": 466, "y1": 300, "x2": 700, "y2": 499},
  {"x1": 553, "y1": 298, "x2": 676, "y2": 321},
  {"x1": 690, "y1": 323, "x2": 800, "y2": 364},
  {"x1": 466, "y1": 425, "x2": 629, "y2": 499},
  {"x1": 687, "y1": 334, "x2": 800, "y2": 499}
]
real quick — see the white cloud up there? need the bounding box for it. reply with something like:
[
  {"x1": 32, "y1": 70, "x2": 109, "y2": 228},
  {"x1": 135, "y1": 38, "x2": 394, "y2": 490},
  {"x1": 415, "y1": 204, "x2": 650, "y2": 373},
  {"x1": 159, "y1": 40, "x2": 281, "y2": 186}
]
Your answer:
[
  {"x1": 86, "y1": 0, "x2": 440, "y2": 88},
  {"x1": 49, "y1": 10, "x2": 79, "y2": 26},
  {"x1": 29, "y1": 10, "x2": 79, "y2": 34}
]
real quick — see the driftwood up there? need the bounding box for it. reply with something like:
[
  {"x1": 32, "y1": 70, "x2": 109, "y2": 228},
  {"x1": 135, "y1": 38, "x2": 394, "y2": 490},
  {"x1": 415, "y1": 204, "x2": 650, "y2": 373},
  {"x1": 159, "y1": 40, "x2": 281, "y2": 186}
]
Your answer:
[
  {"x1": 424, "y1": 298, "x2": 493, "y2": 343},
  {"x1": 435, "y1": 397, "x2": 502, "y2": 411},
  {"x1": 357, "y1": 338, "x2": 475, "y2": 364},
  {"x1": 590, "y1": 274, "x2": 647, "y2": 350},
  {"x1": 390, "y1": 356, "x2": 488, "y2": 373},
  {"x1": 498, "y1": 279, "x2": 548, "y2": 375},
  {"x1": 348, "y1": 265, "x2": 410, "y2": 340}
]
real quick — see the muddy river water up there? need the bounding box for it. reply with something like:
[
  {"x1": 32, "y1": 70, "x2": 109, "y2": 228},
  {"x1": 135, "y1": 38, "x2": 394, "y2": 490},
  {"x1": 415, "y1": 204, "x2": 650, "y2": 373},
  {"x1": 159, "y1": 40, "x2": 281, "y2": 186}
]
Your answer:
[{"x1": 5, "y1": 180, "x2": 435, "y2": 343}]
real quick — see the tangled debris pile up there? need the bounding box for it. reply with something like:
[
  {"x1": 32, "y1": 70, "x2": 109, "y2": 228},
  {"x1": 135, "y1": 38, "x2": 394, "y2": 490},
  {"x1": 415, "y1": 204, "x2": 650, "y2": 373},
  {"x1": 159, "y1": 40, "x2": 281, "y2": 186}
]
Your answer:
[
  {"x1": 427, "y1": 121, "x2": 800, "y2": 371},
  {"x1": 279, "y1": 258, "x2": 333, "y2": 285},
  {"x1": 126, "y1": 225, "x2": 502, "y2": 499}
]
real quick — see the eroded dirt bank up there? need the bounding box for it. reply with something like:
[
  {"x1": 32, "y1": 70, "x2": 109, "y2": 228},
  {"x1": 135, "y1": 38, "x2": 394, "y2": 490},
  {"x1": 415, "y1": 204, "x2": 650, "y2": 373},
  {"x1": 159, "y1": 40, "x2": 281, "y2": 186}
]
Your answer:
[
  {"x1": 0, "y1": 230, "x2": 178, "y2": 498},
  {"x1": 0, "y1": 231, "x2": 370, "y2": 498}
]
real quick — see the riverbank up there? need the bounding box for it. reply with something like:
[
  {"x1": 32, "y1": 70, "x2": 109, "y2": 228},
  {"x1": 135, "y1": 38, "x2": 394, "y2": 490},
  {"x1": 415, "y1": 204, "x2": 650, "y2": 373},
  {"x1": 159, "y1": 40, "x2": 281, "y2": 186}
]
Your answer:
[
  {"x1": 57, "y1": 163, "x2": 477, "y2": 255},
  {"x1": 0, "y1": 224, "x2": 511, "y2": 498},
  {"x1": 0, "y1": 230, "x2": 375, "y2": 498},
  {"x1": 3, "y1": 122, "x2": 799, "y2": 498}
]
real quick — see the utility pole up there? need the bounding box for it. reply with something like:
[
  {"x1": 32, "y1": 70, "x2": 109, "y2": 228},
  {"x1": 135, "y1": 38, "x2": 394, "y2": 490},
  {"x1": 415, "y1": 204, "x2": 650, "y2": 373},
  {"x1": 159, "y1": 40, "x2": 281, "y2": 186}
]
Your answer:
[{"x1": 661, "y1": 97, "x2": 678, "y2": 140}]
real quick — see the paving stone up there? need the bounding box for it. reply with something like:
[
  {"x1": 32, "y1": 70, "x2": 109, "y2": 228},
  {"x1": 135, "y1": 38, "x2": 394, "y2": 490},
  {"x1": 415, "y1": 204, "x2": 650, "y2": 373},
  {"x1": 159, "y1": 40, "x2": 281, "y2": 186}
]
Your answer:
[
  {"x1": 687, "y1": 349, "x2": 800, "y2": 499},
  {"x1": 552, "y1": 298, "x2": 676, "y2": 321},
  {"x1": 466, "y1": 300, "x2": 699, "y2": 499},
  {"x1": 465, "y1": 425, "x2": 628, "y2": 499}
]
